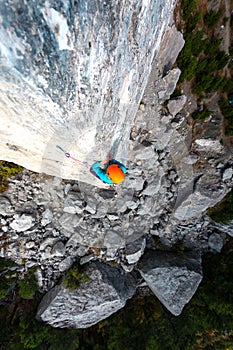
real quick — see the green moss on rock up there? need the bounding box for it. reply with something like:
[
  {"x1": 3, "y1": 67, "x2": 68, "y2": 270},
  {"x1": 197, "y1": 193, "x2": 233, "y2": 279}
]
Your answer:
[
  {"x1": 0, "y1": 161, "x2": 23, "y2": 193},
  {"x1": 18, "y1": 268, "x2": 38, "y2": 299},
  {"x1": 63, "y1": 264, "x2": 90, "y2": 290},
  {"x1": 0, "y1": 258, "x2": 18, "y2": 301}
]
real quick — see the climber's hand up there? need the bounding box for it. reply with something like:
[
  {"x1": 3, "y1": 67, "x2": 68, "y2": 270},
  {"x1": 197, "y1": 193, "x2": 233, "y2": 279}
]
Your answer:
[{"x1": 101, "y1": 150, "x2": 113, "y2": 165}]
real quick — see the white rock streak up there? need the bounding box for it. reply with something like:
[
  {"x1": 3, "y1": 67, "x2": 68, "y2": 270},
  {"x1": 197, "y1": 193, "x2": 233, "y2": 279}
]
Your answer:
[{"x1": 42, "y1": 6, "x2": 73, "y2": 51}]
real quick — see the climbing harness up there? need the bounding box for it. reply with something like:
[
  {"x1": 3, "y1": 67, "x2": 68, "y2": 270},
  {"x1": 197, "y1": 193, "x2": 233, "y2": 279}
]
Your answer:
[{"x1": 56, "y1": 145, "x2": 90, "y2": 169}]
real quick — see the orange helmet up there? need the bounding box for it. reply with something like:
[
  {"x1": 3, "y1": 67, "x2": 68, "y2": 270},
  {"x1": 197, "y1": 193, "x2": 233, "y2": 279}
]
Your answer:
[{"x1": 106, "y1": 164, "x2": 125, "y2": 184}]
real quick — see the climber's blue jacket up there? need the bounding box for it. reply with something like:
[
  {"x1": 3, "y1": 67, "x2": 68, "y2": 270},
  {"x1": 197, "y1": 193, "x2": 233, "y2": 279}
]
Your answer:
[{"x1": 90, "y1": 159, "x2": 127, "y2": 184}]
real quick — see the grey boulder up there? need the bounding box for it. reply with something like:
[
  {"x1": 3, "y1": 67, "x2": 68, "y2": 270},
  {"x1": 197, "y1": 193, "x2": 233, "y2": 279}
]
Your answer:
[
  {"x1": 138, "y1": 250, "x2": 202, "y2": 316},
  {"x1": 37, "y1": 261, "x2": 136, "y2": 328}
]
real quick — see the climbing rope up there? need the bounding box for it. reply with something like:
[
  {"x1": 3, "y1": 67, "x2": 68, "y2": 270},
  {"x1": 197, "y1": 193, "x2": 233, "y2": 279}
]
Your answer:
[
  {"x1": 56, "y1": 145, "x2": 90, "y2": 169},
  {"x1": 56, "y1": 145, "x2": 116, "y2": 188}
]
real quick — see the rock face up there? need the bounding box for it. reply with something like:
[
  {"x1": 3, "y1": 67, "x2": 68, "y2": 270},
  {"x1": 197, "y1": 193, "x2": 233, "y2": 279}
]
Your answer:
[
  {"x1": 0, "y1": 0, "x2": 176, "y2": 186},
  {"x1": 138, "y1": 251, "x2": 203, "y2": 316},
  {"x1": 212, "y1": 220, "x2": 233, "y2": 238},
  {"x1": 9, "y1": 214, "x2": 35, "y2": 232},
  {"x1": 173, "y1": 174, "x2": 228, "y2": 220},
  {"x1": 1, "y1": 1, "x2": 233, "y2": 330},
  {"x1": 36, "y1": 261, "x2": 137, "y2": 328}
]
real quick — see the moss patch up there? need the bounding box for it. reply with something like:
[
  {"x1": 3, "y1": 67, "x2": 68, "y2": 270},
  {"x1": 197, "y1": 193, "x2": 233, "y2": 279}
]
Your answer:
[
  {"x1": 192, "y1": 108, "x2": 212, "y2": 120},
  {"x1": 62, "y1": 264, "x2": 90, "y2": 290},
  {"x1": 18, "y1": 268, "x2": 38, "y2": 299},
  {"x1": 0, "y1": 258, "x2": 18, "y2": 301},
  {"x1": 0, "y1": 161, "x2": 23, "y2": 193}
]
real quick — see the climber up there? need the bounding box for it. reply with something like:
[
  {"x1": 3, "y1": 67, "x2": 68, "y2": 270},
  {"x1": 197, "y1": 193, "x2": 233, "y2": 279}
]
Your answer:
[
  {"x1": 90, "y1": 157, "x2": 126, "y2": 185},
  {"x1": 56, "y1": 145, "x2": 126, "y2": 185}
]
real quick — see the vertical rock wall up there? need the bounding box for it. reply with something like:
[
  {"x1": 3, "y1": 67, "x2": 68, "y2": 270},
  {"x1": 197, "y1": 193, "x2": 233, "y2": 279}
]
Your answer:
[{"x1": 0, "y1": 0, "x2": 176, "y2": 186}]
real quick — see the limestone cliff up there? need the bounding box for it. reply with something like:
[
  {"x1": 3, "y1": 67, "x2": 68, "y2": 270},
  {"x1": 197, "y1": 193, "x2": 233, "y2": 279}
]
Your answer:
[
  {"x1": 1, "y1": 0, "x2": 233, "y2": 329},
  {"x1": 0, "y1": 0, "x2": 176, "y2": 186}
]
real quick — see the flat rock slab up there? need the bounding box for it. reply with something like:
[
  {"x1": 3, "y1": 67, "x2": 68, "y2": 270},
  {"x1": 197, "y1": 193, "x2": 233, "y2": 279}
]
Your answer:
[
  {"x1": 138, "y1": 250, "x2": 202, "y2": 316},
  {"x1": 37, "y1": 261, "x2": 136, "y2": 328}
]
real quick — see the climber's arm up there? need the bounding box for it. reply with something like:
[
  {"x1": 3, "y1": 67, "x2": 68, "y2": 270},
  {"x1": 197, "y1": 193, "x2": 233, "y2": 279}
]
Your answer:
[{"x1": 90, "y1": 162, "x2": 114, "y2": 184}]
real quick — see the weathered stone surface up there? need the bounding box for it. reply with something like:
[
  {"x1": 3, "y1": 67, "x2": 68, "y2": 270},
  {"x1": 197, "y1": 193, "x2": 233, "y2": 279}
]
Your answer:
[
  {"x1": 125, "y1": 237, "x2": 146, "y2": 264},
  {"x1": 9, "y1": 214, "x2": 35, "y2": 232},
  {"x1": 51, "y1": 241, "x2": 65, "y2": 257},
  {"x1": 157, "y1": 68, "x2": 181, "y2": 102},
  {"x1": 0, "y1": 0, "x2": 176, "y2": 186},
  {"x1": 174, "y1": 175, "x2": 227, "y2": 220},
  {"x1": 210, "y1": 220, "x2": 233, "y2": 238},
  {"x1": 0, "y1": 196, "x2": 13, "y2": 216},
  {"x1": 138, "y1": 250, "x2": 202, "y2": 316},
  {"x1": 58, "y1": 257, "x2": 74, "y2": 273},
  {"x1": 195, "y1": 139, "x2": 224, "y2": 152},
  {"x1": 36, "y1": 262, "x2": 136, "y2": 328},
  {"x1": 156, "y1": 24, "x2": 185, "y2": 73},
  {"x1": 182, "y1": 153, "x2": 199, "y2": 165},
  {"x1": 168, "y1": 95, "x2": 187, "y2": 116},
  {"x1": 104, "y1": 230, "x2": 125, "y2": 249},
  {"x1": 41, "y1": 209, "x2": 53, "y2": 226},
  {"x1": 39, "y1": 237, "x2": 58, "y2": 251},
  {"x1": 142, "y1": 24, "x2": 184, "y2": 105},
  {"x1": 208, "y1": 233, "x2": 225, "y2": 252},
  {"x1": 222, "y1": 167, "x2": 233, "y2": 181}
]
